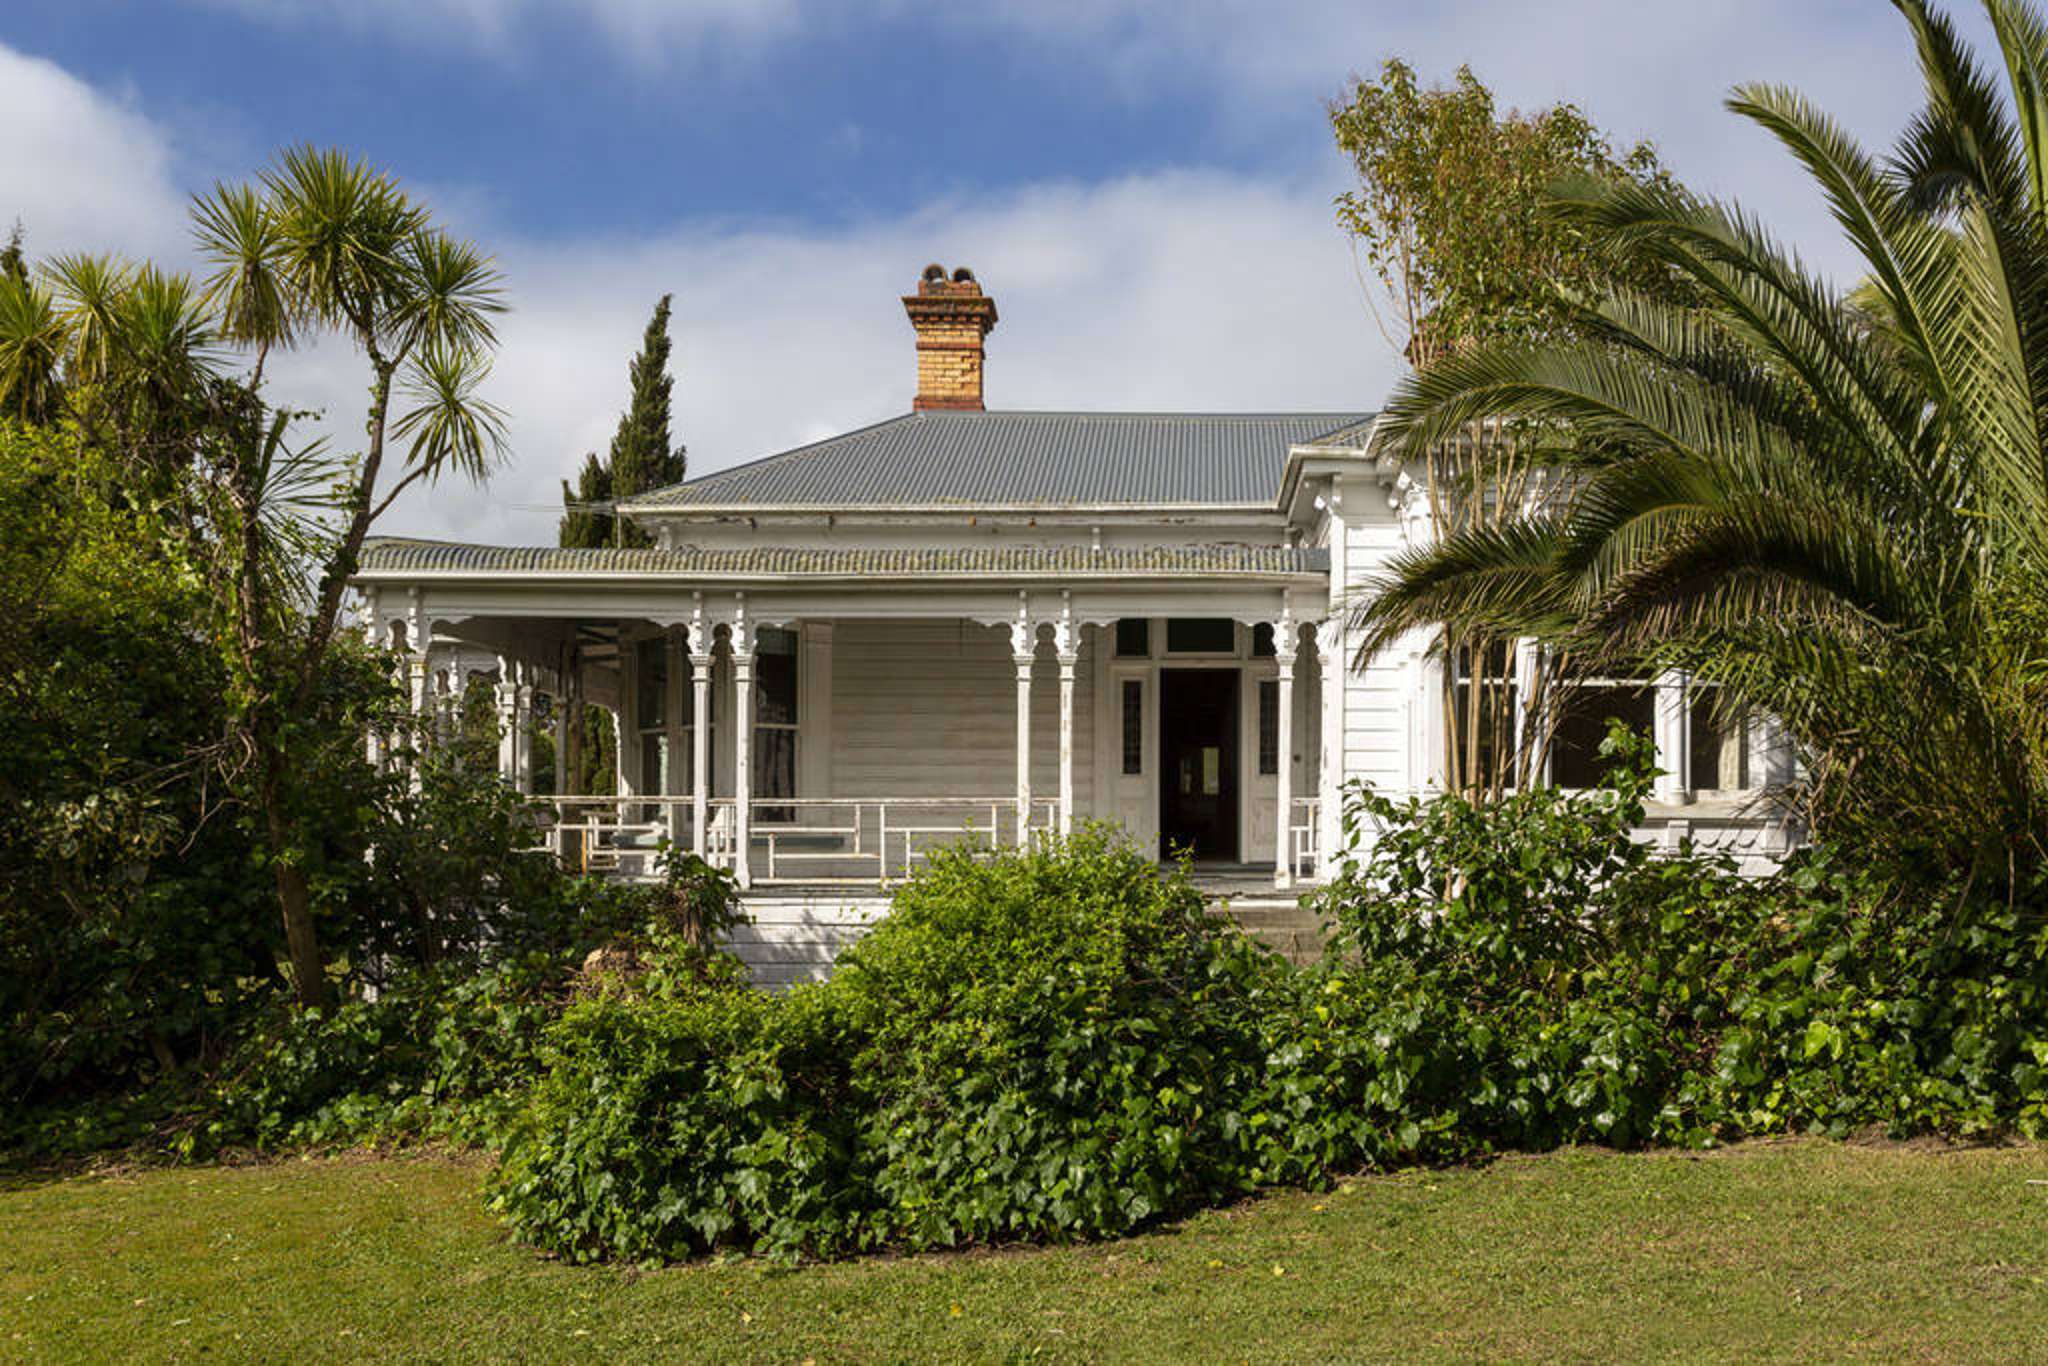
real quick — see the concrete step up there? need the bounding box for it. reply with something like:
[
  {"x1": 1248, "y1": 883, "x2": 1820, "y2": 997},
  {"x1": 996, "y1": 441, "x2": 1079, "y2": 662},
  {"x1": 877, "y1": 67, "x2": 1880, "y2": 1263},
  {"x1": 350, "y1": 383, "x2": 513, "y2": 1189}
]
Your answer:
[{"x1": 1206, "y1": 900, "x2": 1329, "y2": 965}]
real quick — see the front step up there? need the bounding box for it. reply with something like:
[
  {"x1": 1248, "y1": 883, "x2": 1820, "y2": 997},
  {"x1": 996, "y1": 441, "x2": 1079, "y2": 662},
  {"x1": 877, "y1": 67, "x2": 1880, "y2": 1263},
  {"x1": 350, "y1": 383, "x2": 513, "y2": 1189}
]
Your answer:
[{"x1": 1205, "y1": 896, "x2": 1329, "y2": 965}]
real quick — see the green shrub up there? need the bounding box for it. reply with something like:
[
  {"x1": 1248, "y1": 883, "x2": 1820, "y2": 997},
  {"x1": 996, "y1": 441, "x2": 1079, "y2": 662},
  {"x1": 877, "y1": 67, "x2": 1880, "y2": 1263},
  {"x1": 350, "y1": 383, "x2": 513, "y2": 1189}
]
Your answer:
[
  {"x1": 489, "y1": 986, "x2": 864, "y2": 1262},
  {"x1": 489, "y1": 733, "x2": 2048, "y2": 1266},
  {"x1": 155, "y1": 861, "x2": 742, "y2": 1160},
  {"x1": 1311, "y1": 723, "x2": 2048, "y2": 1153},
  {"x1": 838, "y1": 831, "x2": 1277, "y2": 1249},
  {"x1": 490, "y1": 828, "x2": 1288, "y2": 1261}
]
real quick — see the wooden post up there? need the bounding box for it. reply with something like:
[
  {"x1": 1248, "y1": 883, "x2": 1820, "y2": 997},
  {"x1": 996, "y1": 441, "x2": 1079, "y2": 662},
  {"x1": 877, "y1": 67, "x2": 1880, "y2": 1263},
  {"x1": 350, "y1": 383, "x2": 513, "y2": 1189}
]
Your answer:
[
  {"x1": 363, "y1": 591, "x2": 386, "y2": 772},
  {"x1": 664, "y1": 626, "x2": 686, "y2": 848},
  {"x1": 552, "y1": 673, "x2": 568, "y2": 795},
  {"x1": 494, "y1": 655, "x2": 519, "y2": 789},
  {"x1": 731, "y1": 601, "x2": 754, "y2": 888},
  {"x1": 1315, "y1": 619, "x2": 1343, "y2": 869},
  {"x1": 1011, "y1": 603, "x2": 1036, "y2": 848},
  {"x1": 614, "y1": 621, "x2": 634, "y2": 798},
  {"x1": 513, "y1": 662, "x2": 535, "y2": 794},
  {"x1": 1275, "y1": 613, "x2": 1295, "y2": 889},
  {"x1": 1654, "y1": 670, "x2": 1690, "y2": 803},
  {"x1": 689, "y1": 605, "x2": 713, "y2": 861},
  {"x1": 1055, "y1": 607, "x2": 1078, "y2": 840}
]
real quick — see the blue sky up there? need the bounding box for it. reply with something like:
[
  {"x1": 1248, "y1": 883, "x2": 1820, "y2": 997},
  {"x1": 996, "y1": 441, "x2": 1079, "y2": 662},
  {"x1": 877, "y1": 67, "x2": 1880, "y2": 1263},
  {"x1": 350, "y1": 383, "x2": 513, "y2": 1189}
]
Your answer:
[
  {"x1": 8, "y1": 2, "x2": 1298, "y2": 235},
  {"x1": 0, "y1": 1, "x2": 2003, "y2": 542}
]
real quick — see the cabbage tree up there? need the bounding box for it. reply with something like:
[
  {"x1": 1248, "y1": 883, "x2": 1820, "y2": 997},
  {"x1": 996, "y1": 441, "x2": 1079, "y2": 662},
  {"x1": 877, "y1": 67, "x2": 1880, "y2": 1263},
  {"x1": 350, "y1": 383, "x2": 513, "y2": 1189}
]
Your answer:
[{"x1": 0, "y1": 148, "x2": 507, "y2": 1006}]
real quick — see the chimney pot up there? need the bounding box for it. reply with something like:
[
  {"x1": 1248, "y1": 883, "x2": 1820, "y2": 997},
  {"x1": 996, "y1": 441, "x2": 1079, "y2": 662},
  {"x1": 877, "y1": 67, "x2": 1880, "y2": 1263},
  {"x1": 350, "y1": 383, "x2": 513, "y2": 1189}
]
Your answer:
[{"x1": 903, "y1": 263, "x2": 997, "y2": 412}]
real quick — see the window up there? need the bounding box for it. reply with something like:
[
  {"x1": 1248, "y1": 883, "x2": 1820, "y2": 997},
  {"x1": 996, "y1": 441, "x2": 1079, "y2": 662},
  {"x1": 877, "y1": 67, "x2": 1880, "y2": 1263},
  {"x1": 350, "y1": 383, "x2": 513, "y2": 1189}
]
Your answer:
[
  {"x1": 754, "y1": 627, "x2": 798, "y2": 817},
  {"x1": 1166, "y1": 618, "x2": 1236, "y2": 654},
  {"x1": 1258, "y1": 679, "x2": 1280, "y2": 775},
  {"x1": 634, "y1": 635, "x2": 671, "y2": 797},
  {"x1": 635, "y1": 636, "x2": 666, "y2": 731},
  {"x1": 1115, "y1": 618, "x2": 1151, "y2": 658},
  {"x1": 1548, "y1": 667, "x2": 1655, "y2": 789},
  {"x1": 1121, "y1": 680, "x2": 1144, "y2": 775},
  {"x1": 1687, "y1": 684, "x2": 1750, "y2": 792},
  {"x1": 1251, "y1": 623, "x2": 1275, "y2": 658},
  {"x1": 633, "y1": 634, "x2": 701, "y2": 797}
]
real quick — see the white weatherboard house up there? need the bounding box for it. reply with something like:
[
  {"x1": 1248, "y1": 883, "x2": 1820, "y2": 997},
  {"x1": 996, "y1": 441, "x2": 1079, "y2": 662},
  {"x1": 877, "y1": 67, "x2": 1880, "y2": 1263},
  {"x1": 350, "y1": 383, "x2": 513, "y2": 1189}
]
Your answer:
[{"x1": 355, "y1": 266, "x2": 1796, "y2": 984}]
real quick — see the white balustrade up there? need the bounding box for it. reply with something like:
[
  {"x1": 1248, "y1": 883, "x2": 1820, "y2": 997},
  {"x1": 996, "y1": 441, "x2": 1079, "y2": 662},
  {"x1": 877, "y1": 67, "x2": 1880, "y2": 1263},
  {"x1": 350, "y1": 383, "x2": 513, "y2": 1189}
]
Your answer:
[
  {"x1": 1289, "y1": 796, "x2": 1322, "y2": 881},
  {"x1": 523, "y1": 794, "x2": 1059, "y2": 886}
]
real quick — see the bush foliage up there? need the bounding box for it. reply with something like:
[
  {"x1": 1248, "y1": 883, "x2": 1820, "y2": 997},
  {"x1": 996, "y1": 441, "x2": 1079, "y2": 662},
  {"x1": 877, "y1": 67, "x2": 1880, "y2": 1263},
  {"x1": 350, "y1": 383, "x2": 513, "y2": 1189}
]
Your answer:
[
  {"x1": 488, "y1": 830, "x2": 1284, "y2": 1261},
  {"x1": 488, "y1": 734, "x2": 2048, "y2": 1264}
]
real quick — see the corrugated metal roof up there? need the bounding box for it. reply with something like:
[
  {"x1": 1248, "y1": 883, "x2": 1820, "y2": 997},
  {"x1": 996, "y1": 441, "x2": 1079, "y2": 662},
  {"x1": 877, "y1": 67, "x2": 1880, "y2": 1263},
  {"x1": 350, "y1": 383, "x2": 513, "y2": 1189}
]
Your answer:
[
  {"x1": 358, "y1": 538, "x2": 1329, "y2": 578},
  {"x1": 626, "y1": 410, "x2": 1376, "y2": 508}
]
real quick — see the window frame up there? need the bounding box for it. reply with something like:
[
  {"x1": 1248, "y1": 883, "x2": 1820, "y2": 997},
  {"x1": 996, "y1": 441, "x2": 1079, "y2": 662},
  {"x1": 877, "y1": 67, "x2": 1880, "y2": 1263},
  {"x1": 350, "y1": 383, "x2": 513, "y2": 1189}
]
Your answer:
[{"x1": 1544, "y1": 668, "x2": 1656, "y2": 793}]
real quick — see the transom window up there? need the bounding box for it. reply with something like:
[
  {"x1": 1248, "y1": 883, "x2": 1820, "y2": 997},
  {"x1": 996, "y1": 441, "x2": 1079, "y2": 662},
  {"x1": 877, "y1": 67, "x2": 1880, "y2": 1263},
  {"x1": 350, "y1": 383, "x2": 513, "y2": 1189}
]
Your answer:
[
  {"x1": 1165, "y1": 618, "x2": 1236, "y2": 654},
  {"x1": 1115, "y1": 618, "x2": 1152, "y2": 658}
]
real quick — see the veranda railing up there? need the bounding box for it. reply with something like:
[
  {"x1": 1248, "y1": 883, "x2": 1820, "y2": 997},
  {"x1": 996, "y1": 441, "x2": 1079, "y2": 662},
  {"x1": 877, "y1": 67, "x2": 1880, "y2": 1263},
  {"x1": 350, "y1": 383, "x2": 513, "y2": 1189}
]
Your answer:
[{"x1": 525, "y1": 793, "x2": 1059, "y2": 886}]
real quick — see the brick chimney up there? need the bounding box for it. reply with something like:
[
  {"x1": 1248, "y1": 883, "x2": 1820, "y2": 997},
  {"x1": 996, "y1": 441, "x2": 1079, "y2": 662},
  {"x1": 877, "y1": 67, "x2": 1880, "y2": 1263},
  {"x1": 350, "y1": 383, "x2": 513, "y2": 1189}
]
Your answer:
[{"x1": 903, "y1": 263, "x2": 997, "y2": 411}]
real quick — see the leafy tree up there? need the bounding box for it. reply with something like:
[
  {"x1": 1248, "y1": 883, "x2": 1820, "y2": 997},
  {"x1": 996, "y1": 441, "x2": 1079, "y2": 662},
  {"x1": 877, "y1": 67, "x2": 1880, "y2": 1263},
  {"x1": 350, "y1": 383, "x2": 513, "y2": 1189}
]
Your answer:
[
  {"x1": 0, "y1": 147, "x2": 508, "y2": 1008},
  {"x1": 0, "y1": 417, "x2": 283, "y2": 1097},
  {"x1": 1331, "y1": 62, "x2": 1688, "y2": 796},
  {"x1": 1352, "y1": 0, "x2": 2048, "y2": 881},
  {"x1": 558, "y1": 292, "x2": 685, "y2": 549}
]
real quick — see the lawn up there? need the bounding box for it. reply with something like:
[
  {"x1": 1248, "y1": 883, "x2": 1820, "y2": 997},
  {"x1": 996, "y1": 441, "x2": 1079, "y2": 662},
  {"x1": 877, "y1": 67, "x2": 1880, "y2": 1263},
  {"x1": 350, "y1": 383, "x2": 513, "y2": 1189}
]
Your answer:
[{"x1": 3, "y1": 1140, "x2": 2046, "y2": 1362}]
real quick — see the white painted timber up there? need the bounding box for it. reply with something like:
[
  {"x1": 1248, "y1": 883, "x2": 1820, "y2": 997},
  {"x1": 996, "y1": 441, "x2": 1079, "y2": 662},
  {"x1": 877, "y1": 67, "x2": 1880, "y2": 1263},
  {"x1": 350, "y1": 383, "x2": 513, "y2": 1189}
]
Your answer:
[
  {"x1": 725, "y1": 893, "x2": 891, "y2": 989},
  {"x1": 830, "y1": 618, "x2": 1097, "y2": 817}
]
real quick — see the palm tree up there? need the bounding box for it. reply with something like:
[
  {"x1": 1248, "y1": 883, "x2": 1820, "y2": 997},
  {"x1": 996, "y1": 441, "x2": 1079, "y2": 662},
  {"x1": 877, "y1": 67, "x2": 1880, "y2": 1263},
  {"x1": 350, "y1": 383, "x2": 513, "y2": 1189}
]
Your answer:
[
  {"x1": 0, "y1": 148, "x2": 507, "y2": 1006},
  {"x1": 1354, "y1": 0, "x2": 2048, "y2": 880}
]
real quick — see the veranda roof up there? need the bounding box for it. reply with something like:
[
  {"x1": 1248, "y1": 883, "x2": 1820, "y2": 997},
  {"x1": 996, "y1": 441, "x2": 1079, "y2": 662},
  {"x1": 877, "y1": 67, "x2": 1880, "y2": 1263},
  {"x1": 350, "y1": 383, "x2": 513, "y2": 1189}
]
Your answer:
[{"x1": 356, "y1": 539, "x2": 1330, "y2": 579}]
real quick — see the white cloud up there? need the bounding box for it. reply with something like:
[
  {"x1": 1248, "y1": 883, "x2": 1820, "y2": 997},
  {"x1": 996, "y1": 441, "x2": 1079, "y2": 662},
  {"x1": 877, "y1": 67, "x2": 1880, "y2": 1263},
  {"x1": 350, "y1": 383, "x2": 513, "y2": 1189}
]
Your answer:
[
  {"x1": 0, "y1": 45, "x2": 189, "y2": 261},
  {"x1": 349, "y1": 167, "x2": 1390, "y2": 545},
  {"x1": 198, "y1": 0, "x2": 801, "y2": 62},
  {"x1": 0, "y1": 36, "x2": 1384, "y2": 550},
  {"x1": 0, "y1": 2, "x2": 2026, "y2": 551}
]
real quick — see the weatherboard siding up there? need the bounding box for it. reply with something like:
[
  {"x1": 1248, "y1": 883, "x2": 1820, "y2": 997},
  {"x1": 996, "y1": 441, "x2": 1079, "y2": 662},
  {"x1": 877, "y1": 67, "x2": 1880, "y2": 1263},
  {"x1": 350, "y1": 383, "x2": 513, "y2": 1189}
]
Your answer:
[
  {"x1": 1336, "y1": 490, "x2": 1417, "y2": 795},
  {"x1": 724, "y1": 894, "x2": 890, "y2": 989},
  {"x1": 829, "y1": 619, "x2": 1098, "y2": 812}
]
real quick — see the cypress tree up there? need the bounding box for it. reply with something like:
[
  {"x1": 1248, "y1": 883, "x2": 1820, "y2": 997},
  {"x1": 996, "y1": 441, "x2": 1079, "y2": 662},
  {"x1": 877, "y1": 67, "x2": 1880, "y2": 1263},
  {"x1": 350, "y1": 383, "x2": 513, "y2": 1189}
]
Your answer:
[
  {"x1": 0, "y1": 223, "x2": 25, "y2": 284},
  {"x1": 555, "y1": 294, "x2": 685, "y2": 793},
  {"x1": 560, "y1": 293, "x2": 686, "y2": 549},
  {"x1": 557, "y1": 452, "x2": 613, "y2": 549}
]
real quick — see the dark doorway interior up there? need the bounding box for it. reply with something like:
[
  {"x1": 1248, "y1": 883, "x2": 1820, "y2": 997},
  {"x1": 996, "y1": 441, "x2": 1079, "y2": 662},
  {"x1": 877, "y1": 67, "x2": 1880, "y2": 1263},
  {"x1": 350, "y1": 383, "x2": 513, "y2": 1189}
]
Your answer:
[{"x1": 1159, "y1": 669, "x2": 1238, "y2": 861}]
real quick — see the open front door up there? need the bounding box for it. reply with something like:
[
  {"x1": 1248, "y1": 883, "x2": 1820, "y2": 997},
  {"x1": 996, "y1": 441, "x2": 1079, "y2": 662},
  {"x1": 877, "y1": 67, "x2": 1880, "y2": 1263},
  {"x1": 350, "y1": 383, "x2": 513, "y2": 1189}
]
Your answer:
[{"x1": 1159, "y1": 669, "x2": 1238, "y2": 861}]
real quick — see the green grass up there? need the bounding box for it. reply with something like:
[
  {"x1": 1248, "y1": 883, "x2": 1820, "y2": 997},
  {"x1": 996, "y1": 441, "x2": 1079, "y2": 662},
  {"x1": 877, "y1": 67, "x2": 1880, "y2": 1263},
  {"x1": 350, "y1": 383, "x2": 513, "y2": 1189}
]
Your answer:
[{"x1": 4, "y1": 1141, "x2": 2047, "y2": 1362}]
